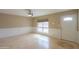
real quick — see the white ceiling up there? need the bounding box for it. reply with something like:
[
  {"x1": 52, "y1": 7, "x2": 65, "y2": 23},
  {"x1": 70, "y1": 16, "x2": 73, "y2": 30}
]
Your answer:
[
  {"x1": 32, "y1": 9, "x2": 71, "y2": 16},
  {"x1": 0, "y1": 9, "x2": 29, "y2": 17},
  {"x1": 0, "y1": 9, "x2": 70, "y2": 17}
]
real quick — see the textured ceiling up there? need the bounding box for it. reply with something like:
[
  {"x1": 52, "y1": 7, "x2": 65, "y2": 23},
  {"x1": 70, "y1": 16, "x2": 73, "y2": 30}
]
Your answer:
[
  {"x1": 32, "y1": 9, "x2": 70, "y2": 16},
  {"x1": 0, "y1": 9, "x2": 70, "y2": 17}
]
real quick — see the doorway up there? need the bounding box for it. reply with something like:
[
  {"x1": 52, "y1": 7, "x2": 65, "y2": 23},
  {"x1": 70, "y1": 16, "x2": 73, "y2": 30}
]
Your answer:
[{"x1": 61, "y1": 14, "x2": 77, "y2": 43}]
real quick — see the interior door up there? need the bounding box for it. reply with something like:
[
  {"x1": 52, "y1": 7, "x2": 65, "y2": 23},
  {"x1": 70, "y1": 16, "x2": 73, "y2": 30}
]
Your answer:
[{"x1": 61, "y1": 14, "x2": 77, "y2": 42}]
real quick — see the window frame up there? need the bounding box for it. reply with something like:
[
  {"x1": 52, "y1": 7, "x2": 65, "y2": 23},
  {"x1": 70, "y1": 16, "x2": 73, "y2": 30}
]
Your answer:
[{"x1": 37, "y1": 21, "x2": 48, "y2": 33}]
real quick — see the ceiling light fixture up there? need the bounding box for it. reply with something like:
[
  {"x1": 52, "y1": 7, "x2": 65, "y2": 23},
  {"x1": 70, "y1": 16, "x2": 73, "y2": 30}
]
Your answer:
[{"x1": 25, "y1": 9, "x2": 33, "y2": 17}]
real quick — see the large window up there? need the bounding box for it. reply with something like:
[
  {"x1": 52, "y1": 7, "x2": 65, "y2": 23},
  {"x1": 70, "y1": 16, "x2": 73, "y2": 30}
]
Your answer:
[{"x1": 37, "y1": 21, "x2": 48, "y2": 33}]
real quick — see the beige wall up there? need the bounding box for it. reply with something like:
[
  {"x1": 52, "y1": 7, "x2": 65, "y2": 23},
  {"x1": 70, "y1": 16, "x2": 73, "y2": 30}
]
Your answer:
[
  {"x1": 77, "y1": 10, "x2": 79, "y2": 43},
  {"x1": 32, "y1": 10, "x2": 77, "y2": 39},
  {"x1": 0, "y1": 13, "x2": 32, "y2": 38},
  {"x1": 0, "y1": 13, "x2": 32, "y2": 28}
]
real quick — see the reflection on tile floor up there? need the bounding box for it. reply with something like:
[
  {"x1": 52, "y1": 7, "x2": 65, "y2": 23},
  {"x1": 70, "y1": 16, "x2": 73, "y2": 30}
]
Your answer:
[
  {"x1": 0, "y1": 33, "x2": 79, "y2": 49},
  {"x1": 34, "y1": 34, "x2": 49, "y2": 48}
]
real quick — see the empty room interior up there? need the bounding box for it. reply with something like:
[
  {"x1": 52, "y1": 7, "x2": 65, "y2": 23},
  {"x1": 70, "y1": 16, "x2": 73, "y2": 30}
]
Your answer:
[{"x1": 0, "y1": 9, "x2": 79, "y2": 49}]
